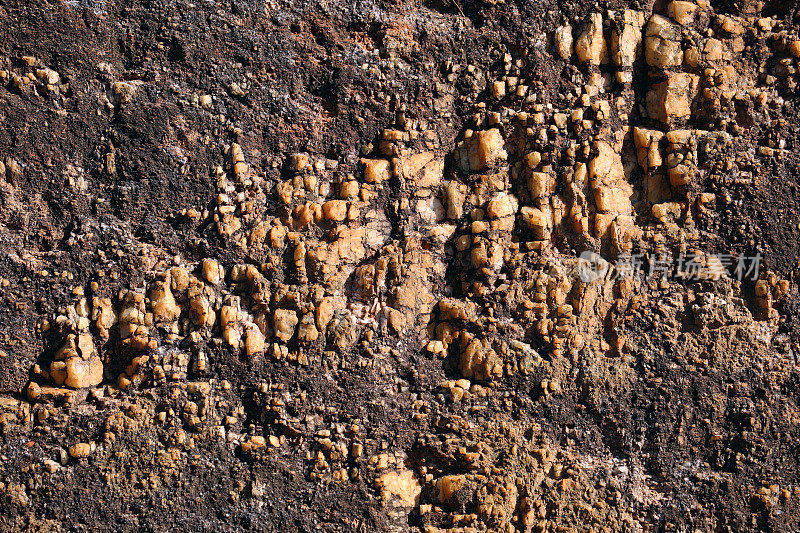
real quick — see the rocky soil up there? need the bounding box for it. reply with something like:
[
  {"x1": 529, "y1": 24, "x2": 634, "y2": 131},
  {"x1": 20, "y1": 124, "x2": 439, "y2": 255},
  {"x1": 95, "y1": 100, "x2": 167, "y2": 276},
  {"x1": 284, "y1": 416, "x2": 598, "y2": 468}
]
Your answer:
[{"x1": 2, "y1": 0, "x2": 800, "y2": 531}]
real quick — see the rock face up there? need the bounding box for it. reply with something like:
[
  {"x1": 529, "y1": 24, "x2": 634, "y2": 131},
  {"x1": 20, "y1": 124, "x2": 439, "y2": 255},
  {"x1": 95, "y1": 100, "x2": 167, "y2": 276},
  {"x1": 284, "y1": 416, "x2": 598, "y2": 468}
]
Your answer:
[
  {"x1": 646, "y1": 72, "x2": 699, "y2": 123},
  {"x1": 645, "y1": 14, "x2": 684, "y2": 68},
  {"x1": 3, "y1": 1, "x2": 800, "y2": 532},
  {"x1": 457, "y1": 128, "x2": 507, "y2": 172},
  {"x1": 49, "y1": 334, "x2": 103, "y2": 389},
  {"x1": 575, "y1": 13, "x2": 606, "y2": 65}
]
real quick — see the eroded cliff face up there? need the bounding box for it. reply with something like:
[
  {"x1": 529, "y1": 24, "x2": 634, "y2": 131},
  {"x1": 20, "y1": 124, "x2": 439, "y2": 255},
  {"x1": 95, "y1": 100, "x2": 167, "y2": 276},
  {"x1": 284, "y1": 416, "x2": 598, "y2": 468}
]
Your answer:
[{"x1": 1, "y1": 0, "x2": 800, "y2": 531}]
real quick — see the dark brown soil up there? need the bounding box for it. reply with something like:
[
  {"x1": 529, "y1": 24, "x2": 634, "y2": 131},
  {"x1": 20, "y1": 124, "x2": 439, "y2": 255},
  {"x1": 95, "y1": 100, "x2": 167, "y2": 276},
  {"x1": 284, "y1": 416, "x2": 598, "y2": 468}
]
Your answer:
[{"x1": 2, "y1": 0, "x2": 800, "y2": 531}]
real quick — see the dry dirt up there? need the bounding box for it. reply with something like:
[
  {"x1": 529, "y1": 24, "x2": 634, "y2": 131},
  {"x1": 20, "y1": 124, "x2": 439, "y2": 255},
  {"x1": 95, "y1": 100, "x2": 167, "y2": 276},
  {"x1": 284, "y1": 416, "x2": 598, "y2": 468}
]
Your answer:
[{"x1": 2, "y1": 0, "x2": 800, "y2": 531}]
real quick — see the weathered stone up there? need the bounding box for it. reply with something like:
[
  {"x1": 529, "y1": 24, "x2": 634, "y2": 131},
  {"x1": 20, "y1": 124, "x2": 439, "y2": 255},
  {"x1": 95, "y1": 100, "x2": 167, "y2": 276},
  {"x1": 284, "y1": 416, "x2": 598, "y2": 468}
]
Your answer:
[
  {"x1": 202, "y1": 259, "x2": 222, "y2": 284},
  {"x1": 588, "y1": 141, "x2": 625, "y2": 184},
  {"x1": 376, "y1": 470, "x2": 421, "y2": 508},
  {"x1": 68, "y1": 442, "x2": 92, "y2": 459},
  {"x1": 64, "y1": 355, "x2": 103, "y2": 389},
  {"x1": 245, "y1": 325, "x2": 265, "y2": 356},
  {"x1": 323, "y1": 200, "x2": 348, "y2": 221},
  {"x1": 297, "y1": 313, "x2": 319, "y2": 342},
  {"x1": 554, "y1": 25, "x2": 573, "y2": 59},
  {"x1": 521, "y1": 207, "x2": 551, "y2": 240},
  {"x1": 645, "y1": 15, "x2": 683, "y2": 69},
  {"x1": 646, "y1": 72, "x2": 699, "y2": 123},
  {"x1": 443, "y1": 182, "x2": 465, "y2": 219},
  {"x1": 416, "y1": 197, "x2": 446, "y2": 224},
  {"x1": 575, "y1": 13, "x2": 606, "y2": 65},
  {"x1": 362, "y1": 158, "x2": 390, "y2": 183},
  {"x1": 652, "y1": 201, "x2": 682, "y2": 220},
  {"x1": 610, "y1": 10, "x2": 645, "y2": 67},
  {"x1": 150, "y1": 280, "x2": 180, "y2": 323},
  {"x1": 92, "y1": 297, "x2": 117, "y2": 333},
  {"x1": 274, "y1": 309, "x2": 298, "y2": 342},
  {"x1": 459, "y1": 129, "x2": 507, "y2": 172},
  {"x1": 435, "y1": 475, "x2": 467, "y2": 502},
  {"x1": 486, "y1": 193, "x2": 518, "y2": 219},
  {"x1": 667, "y1": 1, "x2": 697, "y2": 25},
  {"x1": 593, "y1": 186, "x2": 633, "y2": 214},
  {"x1": 633, "y1": 127, "x2": 665, "y2": 171},
  {"x1": 460, "y1": 337, "x2": 502, "y2": 381},
  {"x1": 528, "y1": 171, "x2": 556, "y2": 198},
  {"x1": 76, "y1": 333, "x2": 95, "y2": 359},
  {"x1": 401, "y1": 151, "x2": 442, "y2": 188}
]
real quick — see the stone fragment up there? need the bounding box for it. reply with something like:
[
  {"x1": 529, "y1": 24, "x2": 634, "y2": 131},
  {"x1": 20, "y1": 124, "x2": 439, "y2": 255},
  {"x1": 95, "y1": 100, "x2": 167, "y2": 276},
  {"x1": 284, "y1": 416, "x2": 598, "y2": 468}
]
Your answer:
[
  {"x1": 652, "y1": 202, "x2": 682, "y2": 220},
  {"x1": 486, "y1": 193, "x2": 518, "y2": 219},
  {"x1": 554, "y1": 25, "x2": 573, "y2": 59},
  {"x1": 245, "y1": 325, "x2": 265, "y2": 356},
  {"x1": 575, "y1": 13, "x2": 606, "y2": 65},
  {"x1": 633, "y1": 127, "x2": 665, "y2": 171},
  {"x1": 491, "y1": 80, "x2": 505, "y2": 99},
  {"x1": 362, "y1": 158, "x2": 390, "y2": 183},
  {"x1": 297, "y1": 313, "x2": 319, "y2": 342},
  {"x1": 111, "y1": 81, "x2": 137, "y2": 104},
  {"x1": 610, "y1": 10, "x2": 645, "y2": 67},
  {"x1": 323, "y1": 200, "x2": 348, "y2": 221},
  {"x1": 63, "y1": 356, "x2": 103, "y2": 389},
  {"x1": 376, "y1": 470, "x2": 421, "y2": 508},
  {"x1": 274, "y1": 309, "x2": 298, "y2": 342},
  {"x1": 646, "y1": 72, "x2": 699, "y2": 123},
  {"x1": 593, "y1": 186, "x2": 632, "y2": 214},
  {"x1": 439, "y1": 298, "x2": 477, "y2": 321},
  {"x1": 92, "y1": 297, "x2": 117, "y2": 334},
  {"x1": 339, "y1": 180, "x2": 359, "y2": 199},
  {"x1": 68, "y1": 442, "x2": 92, "y2": 459},
  {"x1": 528, "y1": 172, "x2": 556, "y2": 198},
  {"x1": 588, "y1": 141, "x2": 625, "y2": 184},
  {"x1": 436, "y1": 475, "x2": 467, "y2": 502},
  {"x1": 521, "y1": 207, "x2": 551, "y2": 240},
  {"x1": 645, "y1": 15, "x2": 683, "y2": 69},
  {"x1": 76, "y1": 334, "x2": 95, "y2": 359},
  {"x1": 202, "y1": 259, "x2": 222, "y2": 284},
  {"x1": 316, "y1": 298, "x2": 334, "y2": 330},
  {"x1": 443, "y1": 182, "x2": 465, "y2": 219},
  {"x1": 460, "y1": 337, "x2": 502, "y2": 381},
  {"x1": 220, "y1": 305, "x2": 241, "y2": 348},
  {"x1": 416, "y1": 197, "x2": 446, "y2": 224},
  {"x1": 667, "y1": 1, "x2": 697, "y2": 25},
  {"x1": 458, "y1": 129, "x2": 507, "y2": 172},
  {"x1": 150, "y1": 280, "x2": 181, "y2": 323}
]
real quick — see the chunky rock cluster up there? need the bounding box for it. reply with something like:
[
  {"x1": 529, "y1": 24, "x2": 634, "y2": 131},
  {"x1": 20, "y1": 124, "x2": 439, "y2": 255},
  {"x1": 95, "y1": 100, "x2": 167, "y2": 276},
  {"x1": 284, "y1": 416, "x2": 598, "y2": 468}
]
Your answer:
[{"x1": 2, "y1": 0, "x2": 800, "y2": 531}]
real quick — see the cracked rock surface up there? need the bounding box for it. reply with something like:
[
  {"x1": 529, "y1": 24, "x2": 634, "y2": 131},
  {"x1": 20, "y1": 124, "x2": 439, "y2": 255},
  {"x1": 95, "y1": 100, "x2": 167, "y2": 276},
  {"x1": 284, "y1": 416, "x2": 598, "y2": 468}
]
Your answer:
[{"x1": 2, "y1": 0, "x2": 800, "y2": 531}]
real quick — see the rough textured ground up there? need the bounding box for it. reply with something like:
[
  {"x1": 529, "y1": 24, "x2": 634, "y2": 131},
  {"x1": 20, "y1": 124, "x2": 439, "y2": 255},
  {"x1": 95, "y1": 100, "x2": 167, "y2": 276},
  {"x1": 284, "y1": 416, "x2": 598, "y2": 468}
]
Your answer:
[{"x1": 1, "y1": 0, "x2": 800, "y2": 531}]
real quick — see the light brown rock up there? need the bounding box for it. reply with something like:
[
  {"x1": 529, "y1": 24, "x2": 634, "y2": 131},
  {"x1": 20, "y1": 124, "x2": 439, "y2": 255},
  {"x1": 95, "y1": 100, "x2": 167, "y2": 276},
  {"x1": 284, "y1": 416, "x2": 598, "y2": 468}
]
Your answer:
[
  {"x1": 323, "y1": 200, "x2": 348, "y2": 221},
  {"x1": 486, "y1": 193, "x2": 518, "y2": 219},
  {"x1": 376, "y1": 470, "x2": 422, "y2": 508},
  {"x1": 610, "y1": 10, "x2": 645, "y2": 67},
  {"x1": 202, "y1": 259, "x2": 222, "y2": 284},
  {"x1": 274, "y1": 309, "x2": 298, "y2": 342},
  {"x1": 528, "y1": 172, "x2": 556, "y2": 198},
  {"x1": 667, "y1": 1, "x2": 697, "y2": 25},
  {"x1": 575, "y1": 13, "x2": 606, "y2": 65},
  {"x1": 245, "y1": 325, "x2": 265, "y2": 356},
  {"x1": 554, "y1": 25, "x2": 573, "y2": 59},
  {"x1": 645, "y1": 15, "x2": 683, "y2": 69},
  {"x1": 362, "y1": 158, "x2": 390, "y2": 183},
  {"x1": 68, "y1": 442, "x2": 92, "y2": 459},
  {"x1": 150, "y1": 280, "x2": 181, "y2": 323},
  {"x1": 64, "y1": 356, "x2": 103, "y2": 389},
  {"x1": 459, "y1": 129, "x2": 507, "y2": 172},
  {"x1": 646, "y1": 72, "x2": 699, "y2": 123},
  {"x1": 297, "y1": 313, "x2": 319, "y2": 342}
]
